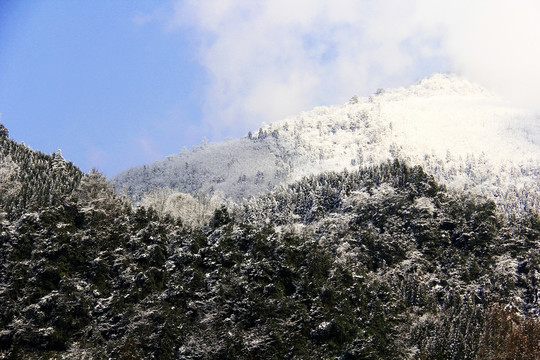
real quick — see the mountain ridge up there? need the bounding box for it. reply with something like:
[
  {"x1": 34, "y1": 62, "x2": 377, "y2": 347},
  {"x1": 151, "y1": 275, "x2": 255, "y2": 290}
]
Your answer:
[{"x1": 114, "y1": 73, "x2": 540, "y2": 216}]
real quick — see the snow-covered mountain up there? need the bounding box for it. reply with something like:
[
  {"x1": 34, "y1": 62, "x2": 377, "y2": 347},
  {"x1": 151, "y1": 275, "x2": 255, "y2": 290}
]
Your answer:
[
  {"x1": 2, "y1": 84, "x2": 540, "y2": 358},
  {"x1": 114, "y1": 73, "x2": 540, "y2": 215}
]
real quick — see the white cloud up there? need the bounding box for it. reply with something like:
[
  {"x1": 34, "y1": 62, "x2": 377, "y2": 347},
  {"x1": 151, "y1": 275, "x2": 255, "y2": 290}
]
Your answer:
[
  {"x1": 168, "y1": 0, "x2": 540, "y2": 137},
  {"x1": 430, "y1": 0, "x2": 540, "y2": 109}
]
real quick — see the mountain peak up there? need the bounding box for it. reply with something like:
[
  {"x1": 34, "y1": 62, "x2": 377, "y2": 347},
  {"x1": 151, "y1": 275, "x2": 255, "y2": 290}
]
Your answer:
[
  {"x1": 415, "y1": 72, "x2": 488, "y2": 93},
  {"x1": 370, "y1": 73, "x2": 492, "y2": 102}
]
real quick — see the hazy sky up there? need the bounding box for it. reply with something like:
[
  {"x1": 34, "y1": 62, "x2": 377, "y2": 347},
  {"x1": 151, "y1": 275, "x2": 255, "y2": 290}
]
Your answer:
[{"x1": 1, "y1": 1, "x2": 539, "y2": 175}]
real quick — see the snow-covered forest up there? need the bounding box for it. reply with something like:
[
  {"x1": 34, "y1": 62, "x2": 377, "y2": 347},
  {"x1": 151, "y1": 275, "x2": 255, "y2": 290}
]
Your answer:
[
  {"x1": 0, "y1": 116, "x2": 539, "y2": 358},
  {"x1": 115, "y1": 74, "x2": 540, "y2": 218}
]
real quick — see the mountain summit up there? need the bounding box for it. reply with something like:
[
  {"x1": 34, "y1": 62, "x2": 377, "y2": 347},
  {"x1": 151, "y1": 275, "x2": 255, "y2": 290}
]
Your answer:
[{"x1": 114, "y1": 73, "x2": 539, "y2": 215}]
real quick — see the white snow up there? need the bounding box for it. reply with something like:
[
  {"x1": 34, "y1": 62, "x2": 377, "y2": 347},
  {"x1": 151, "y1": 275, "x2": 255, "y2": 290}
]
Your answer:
[{"x1": 115, "y1": 73, "x2": 540, "y2": 216}]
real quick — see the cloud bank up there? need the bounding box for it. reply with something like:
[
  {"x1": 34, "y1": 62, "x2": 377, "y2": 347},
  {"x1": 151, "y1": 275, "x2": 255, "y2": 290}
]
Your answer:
[{"x1": 170, "y1": 0, "x2": 540, "y2": 137}]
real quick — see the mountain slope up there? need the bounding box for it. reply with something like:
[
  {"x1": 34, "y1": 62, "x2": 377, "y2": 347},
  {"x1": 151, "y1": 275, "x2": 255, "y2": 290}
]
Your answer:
[
  {"x1": 0, "y1": 124, "x2": 83, "y2": 218},
  {"x1": 2, "y1": 155, "x2": 539, "y2": 359},
  {"x1": 114, "y1": 73, "x2": 540, "y2": 216}
]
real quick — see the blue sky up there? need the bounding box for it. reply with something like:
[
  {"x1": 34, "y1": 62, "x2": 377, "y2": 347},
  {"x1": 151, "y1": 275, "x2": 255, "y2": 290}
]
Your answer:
[
  {"x1": 1, "y1": 1, "x2": 539, "y2": 176},
  {"x1": 0, "y1": 1, "x2": 206, "y2": 175}
]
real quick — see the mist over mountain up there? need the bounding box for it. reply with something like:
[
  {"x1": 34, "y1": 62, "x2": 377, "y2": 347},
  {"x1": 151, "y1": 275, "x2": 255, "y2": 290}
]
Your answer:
[{"x1": 114, "y1": 73, "x2": 540, "y2": 216}]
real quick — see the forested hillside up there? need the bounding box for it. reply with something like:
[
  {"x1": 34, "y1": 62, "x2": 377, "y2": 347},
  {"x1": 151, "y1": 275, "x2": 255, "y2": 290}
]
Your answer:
[
  {"x1": 0, "y1": 124, "x2": 82, "y2": 219},
  {"x1": 1, "y1": 126, "x2": 538, "y2": 359}
]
